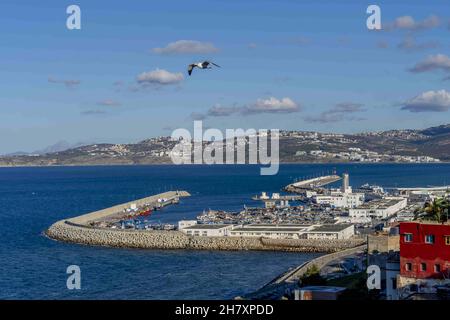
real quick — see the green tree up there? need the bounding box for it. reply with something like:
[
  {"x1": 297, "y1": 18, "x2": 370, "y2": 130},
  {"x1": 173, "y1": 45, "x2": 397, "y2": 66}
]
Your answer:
[
  {"x1": 415, "y1": 198, "x2": 449, "y2": 223},
  {"x1": 300, "y1": 265, "x2": 326, "y2": 286}
]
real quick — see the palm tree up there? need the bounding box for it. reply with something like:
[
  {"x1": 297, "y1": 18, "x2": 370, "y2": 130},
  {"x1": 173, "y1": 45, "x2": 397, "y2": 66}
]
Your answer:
[{"x1": 415, "y1": 198, "x2": 449, "y2": 223}]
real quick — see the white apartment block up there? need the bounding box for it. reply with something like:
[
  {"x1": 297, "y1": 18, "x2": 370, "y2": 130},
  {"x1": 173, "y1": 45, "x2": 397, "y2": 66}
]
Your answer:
[
  {"x1": 313, "y1": 192, "x2": 365, "y2": 208},
  {"x1": 349, "y1": 197, "x2": 407, "y2": 219}
]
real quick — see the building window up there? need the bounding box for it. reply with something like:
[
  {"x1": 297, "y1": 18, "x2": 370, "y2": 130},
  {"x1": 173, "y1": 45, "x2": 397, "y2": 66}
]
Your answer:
[
  {"x1": 434, "y1": 264, "x2": 441, "y2": 273},
  {"x1": 445, "y1": 236, "x2": 450, "y2": 245},
  {"x1": 420, "y1": 263, "x2": 427, "y2": 272},
  {"x1": 404, "y1": 233, "x2": 413, "y2": 242},
  {"x1": 425, "y1": 234, "x2": 435, "y2": 244},
  {"x1": 405, "y1": 263, "x2": 412, "y2": 271}
]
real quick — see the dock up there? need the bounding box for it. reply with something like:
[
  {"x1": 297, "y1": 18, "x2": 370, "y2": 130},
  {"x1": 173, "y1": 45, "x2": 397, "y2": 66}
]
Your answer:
[
  {"x1": 67, "y1": 191, "x2": 191, "y2": 225},
  {"x1": 284, "y1": 175, "x2": 341, "y2": 193},
  {"x1": 252, "y1": 194, "x2": 305, "y2": 201}
]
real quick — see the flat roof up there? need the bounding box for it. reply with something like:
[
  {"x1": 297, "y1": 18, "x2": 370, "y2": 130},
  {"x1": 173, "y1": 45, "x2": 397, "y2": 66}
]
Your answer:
[
  {"x1": 310, "y1": 224, "x2": 353, "y2": 232},
  {"x1": 356, "y1": 198, "x2": 404, "y2": 209},
  {"x1": 247, "y1": 223, "x2": 312, "y2": 227},
  {"x1": 183, "y1": 224, "x2": 232, "y2": 230},
  {"x1": 397, "y1": 186, "x2": 450, "y2": 191},
  {"x1": 231, "y1": 227, "x2": 303, "y2": 232}
]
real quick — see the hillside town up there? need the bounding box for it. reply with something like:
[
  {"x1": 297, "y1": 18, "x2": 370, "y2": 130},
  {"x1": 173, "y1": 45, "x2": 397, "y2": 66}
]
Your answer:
[{"x1": 1, "y1": 124, "x2": 449, "y2": 166}]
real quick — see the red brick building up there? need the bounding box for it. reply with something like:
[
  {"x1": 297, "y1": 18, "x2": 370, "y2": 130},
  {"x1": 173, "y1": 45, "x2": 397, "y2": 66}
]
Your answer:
[{"x1": 400, "y1": 222, "x2": 450, "y2": 279}]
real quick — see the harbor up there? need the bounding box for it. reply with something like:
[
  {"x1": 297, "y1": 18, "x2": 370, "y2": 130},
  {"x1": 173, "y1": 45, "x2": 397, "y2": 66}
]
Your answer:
[
  {"x1": 45, "y1": 187, "x2": 365, "y2": 252},
  {"x1": 3, "y1": 163, "x2": 448, "y2": 300},
  {"x1": 43, "y1": 167, "x2": 450, "y2": 300},
  {"x1": 46, "y1": 171, "x2": 449, "y2": 253}
]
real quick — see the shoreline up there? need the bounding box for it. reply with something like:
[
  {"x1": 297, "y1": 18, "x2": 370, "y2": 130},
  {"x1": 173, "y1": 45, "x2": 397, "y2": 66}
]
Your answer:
[
  {"x1": 3, "y1": 161, "x2": 450, "y2": 169},
  {"x1": 242, "y1": 244, "x2": 367, "y2": 299}
]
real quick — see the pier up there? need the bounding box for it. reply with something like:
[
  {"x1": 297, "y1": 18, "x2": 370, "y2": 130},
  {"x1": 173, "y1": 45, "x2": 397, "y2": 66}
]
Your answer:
[
  {"x1": 67, "y1": 191, "x2": 190, "y2": 225},
  {"x1": 252, "y1": 192, "x2": 305, "y2": 201},
  {"x1": 284, "y1": 175, "x2": 341, "y2": 193}
]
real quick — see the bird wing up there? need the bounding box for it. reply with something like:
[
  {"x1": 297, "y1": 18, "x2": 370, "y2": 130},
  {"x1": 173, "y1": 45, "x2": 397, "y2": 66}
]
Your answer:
[
  {"x1": 209, "y1": 61, "x2": 221, "y2": 68},
  {"x1": 188, "y1": 64, "x2": 195, "y2": 76}
]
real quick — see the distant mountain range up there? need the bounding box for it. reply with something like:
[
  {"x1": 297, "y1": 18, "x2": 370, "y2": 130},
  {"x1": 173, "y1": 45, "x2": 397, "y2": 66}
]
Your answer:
[
  {"x1": 4, "y1": 141, "x2": 93, "y2": 156},
  {"x1": 1, "y1": 124, "x2": 449, "y2": 166}
]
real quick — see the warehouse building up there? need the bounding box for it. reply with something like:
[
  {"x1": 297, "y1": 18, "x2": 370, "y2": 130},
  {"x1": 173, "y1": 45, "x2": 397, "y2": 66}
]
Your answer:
[
  {"x1": 179, "y1": 221, "x2": 355, "y2": 240},
  {"x1": 229, "y1": 223, "x2": 355, "y2": 240},
  {"x1": 303, "y1": 224, "x2": 355, "y2": 240},
  {"x1": 229, "y1": 224, "x2": 312, "y2": 239},
  {"x1": 178, "y1": 221, "x2": 234, "y2": 237},
  {"x1": 349, "y1": 197, "x2": 407, "y2": 219}
]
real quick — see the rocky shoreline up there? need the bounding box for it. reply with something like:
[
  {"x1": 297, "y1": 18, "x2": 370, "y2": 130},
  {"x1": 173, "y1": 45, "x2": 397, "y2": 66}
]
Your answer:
[{"x1": 46, "y1": 220, "x2": 365, "y2": 253}]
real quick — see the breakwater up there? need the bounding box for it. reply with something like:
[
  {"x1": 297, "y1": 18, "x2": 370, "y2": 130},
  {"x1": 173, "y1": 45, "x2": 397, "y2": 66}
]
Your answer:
[
  {"x1": 67, "y1": 191, "x2": 190, "y2": 224},
  {"x1": 46, "y1": 190, "x2": 365, "y2": 252},
  {"x1": 46, "y1": 221, "x2": 365, "y2": 253}
]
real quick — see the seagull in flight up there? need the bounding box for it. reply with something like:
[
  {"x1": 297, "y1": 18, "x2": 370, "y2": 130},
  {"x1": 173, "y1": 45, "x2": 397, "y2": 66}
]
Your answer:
[{"x1": 188, "y1": 61, "x2": 220, "y2": 76}]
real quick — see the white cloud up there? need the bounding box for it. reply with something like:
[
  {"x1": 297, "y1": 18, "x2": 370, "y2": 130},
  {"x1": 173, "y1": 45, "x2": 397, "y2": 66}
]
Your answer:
[
  {"x1": 152, "y1": 40, "x2": 219, "y2": 55},
  {"x1": 193, "y1": 97, "x2": 300, "y2": 119},
  {"x1": 207, "y1": 104, "x2": 240, "y2": 117},
  {"x1": 305, "y1": 103, "x2": 366, "y2": 123},
  {"x1": 290, "y1": 36, "x2": 311, "y2": 46},
  {"x1": 377, "y1": 40, "x2": 389, "y2": 49},
  {"x1": 244, "y1": 97, "x2": 300, "y2": 114},
  {"x1": 409, "y1": 54, "x2": 450, "y2": 73},
  {"x1": 190, "y1": 112, "x2": 207, "y2": 121},
  {"x1": 136, "y1": 69, "x2": 184, "y2": 85},
  {"x1": 393, "y1": 16, "x2": 416, "y2": 29},
  {"x1": 48, "y1": 77, "x2": 80, "y2": 88},
  {"x1": 97, "y1": 99, "x2": 121, "y2": 107},
  {"x1": 397, "y1": 36, "x2": 439, "y2": 52},
  {"x1": 388, "y1": 15, "x2": 440, "y2": 31},
  {"x1": 81, "y1": 110, "x2": 107, "y2": 116},
  {"x1": 401, "y1": 90, "x2": 450, "y2": 112}
]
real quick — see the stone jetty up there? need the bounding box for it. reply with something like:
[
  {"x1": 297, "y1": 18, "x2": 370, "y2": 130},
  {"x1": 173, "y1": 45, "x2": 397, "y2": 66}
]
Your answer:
[{"x1": 46, "y1": 191, "x2": 365, "y2": 253}]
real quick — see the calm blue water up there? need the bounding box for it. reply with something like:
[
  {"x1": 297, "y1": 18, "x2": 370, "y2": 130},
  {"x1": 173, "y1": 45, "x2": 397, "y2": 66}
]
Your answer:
[{"x1": 0, "y1": 163, "x2": 449, "y2": 299}]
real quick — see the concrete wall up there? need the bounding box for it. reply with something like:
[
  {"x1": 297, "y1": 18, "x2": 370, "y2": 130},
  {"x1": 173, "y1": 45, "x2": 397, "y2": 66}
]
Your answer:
[
  {"x1": 69, "y1": 191, "x2": 190, "y2": 225},
  {"x1": 274, "y1": 244, "x2": 367, "y2": 284},
  {"x1": 46, "y1": 220, "x2": 365, "y2": 253},
  {"x1": 368, "y1": 234, "x2": 399, "y2": 253},
  {"x1": 182, "y1": 225, "x2": 234, "y2": 237}
]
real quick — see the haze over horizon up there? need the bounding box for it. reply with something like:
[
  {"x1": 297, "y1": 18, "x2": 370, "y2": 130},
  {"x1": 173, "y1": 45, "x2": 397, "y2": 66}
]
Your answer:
[{"x1": 1, "y1": 0, "x2": 450, "y2": 154}]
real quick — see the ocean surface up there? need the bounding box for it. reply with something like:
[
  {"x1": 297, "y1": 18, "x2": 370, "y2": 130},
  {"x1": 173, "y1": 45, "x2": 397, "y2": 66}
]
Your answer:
[{"x1": 0, "y1": 163, "x2": 449, "y2": 300}]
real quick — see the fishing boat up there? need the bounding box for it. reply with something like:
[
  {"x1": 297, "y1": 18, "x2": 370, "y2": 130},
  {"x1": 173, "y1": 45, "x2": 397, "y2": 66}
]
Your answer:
[{"x1": 139, "y1": 208, "x2": 153, "y2": 217}]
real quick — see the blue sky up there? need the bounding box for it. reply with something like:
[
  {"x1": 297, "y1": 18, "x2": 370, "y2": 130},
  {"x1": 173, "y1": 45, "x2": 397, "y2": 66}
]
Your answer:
[{"x1": 1, "y1": 0, "x2": 449, "y2": 153}]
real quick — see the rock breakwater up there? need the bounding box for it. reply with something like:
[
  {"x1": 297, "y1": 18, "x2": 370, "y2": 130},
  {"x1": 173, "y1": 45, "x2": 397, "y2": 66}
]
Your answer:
[{"x1": 46, "y1": 221, "x2": 365, "y2": 253}]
